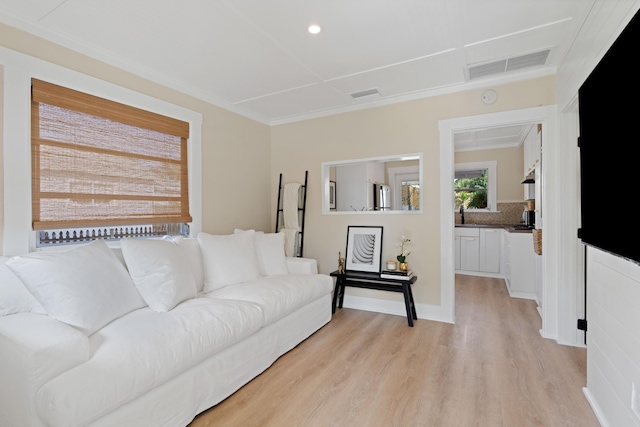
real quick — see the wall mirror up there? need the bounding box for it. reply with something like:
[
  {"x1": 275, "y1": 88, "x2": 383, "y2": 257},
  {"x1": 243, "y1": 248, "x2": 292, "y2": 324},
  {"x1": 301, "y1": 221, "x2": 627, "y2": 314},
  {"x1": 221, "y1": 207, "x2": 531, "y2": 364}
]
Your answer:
[{"x1": 321, "y1": 153, "x2": 423, "y2": 214}]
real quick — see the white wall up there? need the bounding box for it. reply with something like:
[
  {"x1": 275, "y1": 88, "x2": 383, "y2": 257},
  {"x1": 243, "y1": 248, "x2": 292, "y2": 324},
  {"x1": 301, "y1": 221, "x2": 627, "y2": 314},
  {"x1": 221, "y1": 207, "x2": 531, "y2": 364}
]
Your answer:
[
  {"x1": 555, "y1": 1, "x2": 640, "y2": 425},
  {"x1": 584, "y1": 247, "x2": 640, "y2": 426},
  {"x1": 272, "y1": 77, "x2": 557, "y2": 324}
]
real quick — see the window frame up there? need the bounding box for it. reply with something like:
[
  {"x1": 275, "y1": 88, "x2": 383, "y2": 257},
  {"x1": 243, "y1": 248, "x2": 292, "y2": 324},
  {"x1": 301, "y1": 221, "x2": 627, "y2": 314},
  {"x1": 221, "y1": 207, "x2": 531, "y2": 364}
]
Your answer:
[{"x1": 454, "y1": 161, "x2": 497, "y2": 212}]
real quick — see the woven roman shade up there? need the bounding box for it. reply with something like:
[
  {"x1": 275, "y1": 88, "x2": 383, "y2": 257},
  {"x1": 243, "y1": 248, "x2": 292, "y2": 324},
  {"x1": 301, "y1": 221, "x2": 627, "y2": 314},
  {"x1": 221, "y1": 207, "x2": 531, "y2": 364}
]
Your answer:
[{"x1": 31, "y1": 79, "x2": 192, "y2": 230}]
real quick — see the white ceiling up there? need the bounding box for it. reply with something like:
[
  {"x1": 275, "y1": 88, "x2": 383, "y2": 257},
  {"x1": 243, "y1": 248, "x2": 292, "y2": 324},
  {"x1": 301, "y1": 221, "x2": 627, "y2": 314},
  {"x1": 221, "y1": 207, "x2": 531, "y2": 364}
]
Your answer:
[
  {"x1": 454, "y1": 124, "x2": 534, "y2": 152},
  {"x1": 0, "y1": 0, "x2": 592, "y2": 131}
]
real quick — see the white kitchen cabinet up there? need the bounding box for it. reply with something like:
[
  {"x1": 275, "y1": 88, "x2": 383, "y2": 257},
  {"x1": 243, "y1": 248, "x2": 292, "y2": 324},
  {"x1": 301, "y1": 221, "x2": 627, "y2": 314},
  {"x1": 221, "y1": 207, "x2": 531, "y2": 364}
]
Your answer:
[
  {"x1": 502, "y1": 231, "x2": 511, "y2": 281},
  {"x1": 523, "y1": 124, "x2": 541, "y2": 177},
  {"x1": 455, "y1": 227, "x2": 479, "y2": 272},
  {"x1": 503, "y1": 231, "x2": 536, "y2": 299},
  {"x1": 534, "y1": 252, "x2": 543, "y2": 310},
  {"x1": 479, "y1": 229, "x2": 501, "y2": 273},
  {"x1": 460, "y1": 235, "x2": 480, "y2": 271},
  {"x1": 455, "y1": 227, "x2": 501, "y2": 275}
]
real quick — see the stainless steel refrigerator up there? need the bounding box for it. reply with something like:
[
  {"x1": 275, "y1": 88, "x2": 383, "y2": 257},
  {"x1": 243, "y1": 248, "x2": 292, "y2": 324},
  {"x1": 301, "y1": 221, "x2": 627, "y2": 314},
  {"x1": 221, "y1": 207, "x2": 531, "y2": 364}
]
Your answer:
[{"x1": 372, "y1": 183, "x2": 391, "y2": 211}]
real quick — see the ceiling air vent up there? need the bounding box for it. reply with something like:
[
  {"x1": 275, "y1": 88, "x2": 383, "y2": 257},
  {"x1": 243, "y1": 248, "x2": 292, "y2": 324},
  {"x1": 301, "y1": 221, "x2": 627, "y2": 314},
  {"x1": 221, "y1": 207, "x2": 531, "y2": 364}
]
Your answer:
[
  {"x1": 506, "y1": 50, "x2": 550, "y2": 72},
  {"x1": 468, "y1": 60, "x2": 507, "y2": 80},
  {"x1": 466, "y1": 49, "x2": 551, "y2": 81},
  {"x1": 350, "y1": 88, "x2": 380, "y2": 99}
]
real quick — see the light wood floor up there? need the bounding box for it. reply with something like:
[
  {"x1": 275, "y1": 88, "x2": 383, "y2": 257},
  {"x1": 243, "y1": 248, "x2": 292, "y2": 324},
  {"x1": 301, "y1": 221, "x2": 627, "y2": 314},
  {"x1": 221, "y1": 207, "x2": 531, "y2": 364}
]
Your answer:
[{"x1": 189, "y1": 275, "x2": 599, "y2": 426}]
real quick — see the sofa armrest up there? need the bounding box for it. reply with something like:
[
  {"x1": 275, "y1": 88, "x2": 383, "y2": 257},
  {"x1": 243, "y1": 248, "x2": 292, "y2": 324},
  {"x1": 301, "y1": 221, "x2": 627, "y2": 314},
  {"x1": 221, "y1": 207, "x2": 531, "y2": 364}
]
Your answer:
[
  {"x1": 286, "y1": 257, "x2": 318, "y2": 275},
  {"x1": 0, "y1": 313, "x2": 89, "y2": 426}
]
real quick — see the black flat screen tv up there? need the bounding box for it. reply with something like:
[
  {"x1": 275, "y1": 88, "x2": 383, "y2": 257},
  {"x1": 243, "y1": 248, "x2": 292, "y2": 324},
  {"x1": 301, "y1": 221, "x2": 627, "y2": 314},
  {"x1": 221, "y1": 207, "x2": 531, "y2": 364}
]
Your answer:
[{"x1": 578, "y1": 8, "x2": 640, "y2": 263}]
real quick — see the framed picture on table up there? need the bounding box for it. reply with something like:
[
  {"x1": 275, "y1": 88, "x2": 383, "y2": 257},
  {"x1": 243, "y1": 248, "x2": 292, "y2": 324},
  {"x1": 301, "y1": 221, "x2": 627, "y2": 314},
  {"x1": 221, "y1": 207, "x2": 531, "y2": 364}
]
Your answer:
[{"x1": 345, "y1": 226, "x2": 383, "y2": 273}]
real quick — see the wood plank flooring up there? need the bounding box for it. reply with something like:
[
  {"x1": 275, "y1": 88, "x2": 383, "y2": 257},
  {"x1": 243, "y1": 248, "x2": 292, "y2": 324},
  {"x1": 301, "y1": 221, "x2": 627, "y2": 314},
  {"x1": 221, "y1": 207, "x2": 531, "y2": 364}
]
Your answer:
[{"x1": 189, "y1": 275, "x2": 599, "y2": 426}]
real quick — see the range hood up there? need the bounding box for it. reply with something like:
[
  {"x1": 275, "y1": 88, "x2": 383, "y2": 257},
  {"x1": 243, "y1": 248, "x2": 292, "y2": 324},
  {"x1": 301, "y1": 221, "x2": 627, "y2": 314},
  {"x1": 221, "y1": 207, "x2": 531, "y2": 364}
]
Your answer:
[{"x1": 521, "y1": 173, "x2": 535, "y2": 184}]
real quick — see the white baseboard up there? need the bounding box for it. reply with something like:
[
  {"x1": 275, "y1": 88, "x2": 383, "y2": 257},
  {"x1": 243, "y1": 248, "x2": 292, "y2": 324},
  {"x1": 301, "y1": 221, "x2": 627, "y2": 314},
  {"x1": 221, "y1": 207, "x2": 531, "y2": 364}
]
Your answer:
[
  {"x1": 507, "y1": 289, "x2": 537, "y2": 300},
  {"x1": 340, "y1": 294, "x2": 454, "y2": 324},
  {"x1": 582, "y1": 387, "x2": 610, "y2": 427},
  {"x1": 455, "y1": 270, "x2": 504, "y2": 279}
]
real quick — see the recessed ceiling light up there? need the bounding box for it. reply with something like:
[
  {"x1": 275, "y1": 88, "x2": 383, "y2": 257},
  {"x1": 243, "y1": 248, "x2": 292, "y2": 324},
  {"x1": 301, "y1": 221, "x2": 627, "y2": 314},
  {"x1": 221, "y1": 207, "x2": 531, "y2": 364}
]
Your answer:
[{"x1": 308, "y1": 24, "x2": 321, "y2": 34}]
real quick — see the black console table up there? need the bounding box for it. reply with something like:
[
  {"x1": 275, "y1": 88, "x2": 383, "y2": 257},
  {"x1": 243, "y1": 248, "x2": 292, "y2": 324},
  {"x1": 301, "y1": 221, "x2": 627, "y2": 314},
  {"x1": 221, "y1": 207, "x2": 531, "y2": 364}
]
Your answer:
[{"x1": 329, "y1": 270, "x2": 418, "y2": 327}]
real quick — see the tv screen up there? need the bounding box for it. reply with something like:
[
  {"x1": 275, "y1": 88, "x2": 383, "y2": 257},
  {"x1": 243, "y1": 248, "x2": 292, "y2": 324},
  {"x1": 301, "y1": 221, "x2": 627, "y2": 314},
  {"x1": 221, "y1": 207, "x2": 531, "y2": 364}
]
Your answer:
[{"x1": 579, "y1": 8, "x2": 640, "y2": 263}]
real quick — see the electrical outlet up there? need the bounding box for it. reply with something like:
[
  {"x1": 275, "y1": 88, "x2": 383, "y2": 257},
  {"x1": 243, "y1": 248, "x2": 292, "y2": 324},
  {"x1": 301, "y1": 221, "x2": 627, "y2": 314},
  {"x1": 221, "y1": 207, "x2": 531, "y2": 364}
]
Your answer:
[{"x1": 632, "y1": 382, "x2": 640, "y2": 419}]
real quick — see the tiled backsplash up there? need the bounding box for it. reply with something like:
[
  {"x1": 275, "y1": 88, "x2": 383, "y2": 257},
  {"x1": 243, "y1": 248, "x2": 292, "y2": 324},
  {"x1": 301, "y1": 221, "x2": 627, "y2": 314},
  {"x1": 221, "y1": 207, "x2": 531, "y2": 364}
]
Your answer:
[{"x1": 455, "y1": 202, "x2": 528, "y2": 225}]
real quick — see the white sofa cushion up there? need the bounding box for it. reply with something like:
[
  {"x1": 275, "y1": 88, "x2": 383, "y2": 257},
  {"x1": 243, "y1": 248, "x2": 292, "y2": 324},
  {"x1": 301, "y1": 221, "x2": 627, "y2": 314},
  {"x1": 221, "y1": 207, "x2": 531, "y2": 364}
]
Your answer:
[
  {"x1": 0, "y1": 313, "x2": 90, "y2": 427},
  {"x1": 235, "y1": 229, "x2": 288, "y2": 276},
  {"x1": 120, "y1": 238, "x2": 197, "y2": 312},
  {"x1": 256, "y1": 232, "x2": 289, "y2": 275},
  {"x1": 6, "y1": 239, "x2": 146, "y2": 335},
  {"x1": 206, "y1": 274, "x2": 333, "y2": 325},
  {"x1": 164, "y1": 236, "x2": 205, "y2": 292},
  {"x1": 197, "y1": 231, "x2": 260, "y2": 292},
  {"x1": 36, "y1": 297, "x2": 264, "y2": 427},
  {"x1": 285, "y1": 257, "x2": 318, "y2": 275},
  {"x1": 0, "y1": 258, "x2": 45, "y2": 316}
]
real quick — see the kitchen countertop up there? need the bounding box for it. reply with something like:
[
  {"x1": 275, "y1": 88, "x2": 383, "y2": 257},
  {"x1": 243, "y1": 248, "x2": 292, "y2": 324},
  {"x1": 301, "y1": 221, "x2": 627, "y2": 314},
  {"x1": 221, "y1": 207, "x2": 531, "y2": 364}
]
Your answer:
[{"x1": 455, "y1": 223, "x2": 533, "y2": 233}]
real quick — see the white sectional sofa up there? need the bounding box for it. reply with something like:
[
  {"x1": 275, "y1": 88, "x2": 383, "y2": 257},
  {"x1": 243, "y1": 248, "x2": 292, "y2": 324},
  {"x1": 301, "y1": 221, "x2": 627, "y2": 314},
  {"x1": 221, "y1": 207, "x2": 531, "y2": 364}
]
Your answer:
[{"x1": 0, "y1": 230, "x2": 333, "y2": 427}]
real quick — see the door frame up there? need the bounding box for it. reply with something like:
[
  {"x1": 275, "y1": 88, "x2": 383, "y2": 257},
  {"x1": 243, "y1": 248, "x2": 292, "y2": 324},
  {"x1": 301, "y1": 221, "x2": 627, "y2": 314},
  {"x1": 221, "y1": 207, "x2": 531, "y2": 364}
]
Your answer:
[
  {"x1": 438, "y1": 106, "x2": 560, "y2": 340},
  {"x1": 388, "y1": 166, "x2": 419, "y2": 210}
]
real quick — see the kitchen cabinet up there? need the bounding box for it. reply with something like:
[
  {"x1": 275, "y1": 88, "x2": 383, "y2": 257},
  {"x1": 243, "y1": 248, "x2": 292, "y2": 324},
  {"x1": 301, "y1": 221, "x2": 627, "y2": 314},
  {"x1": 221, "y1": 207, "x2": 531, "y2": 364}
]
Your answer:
[
  {"x1": 479, "y1": 229, "x2": 501, "y2": 273},
  {"x1": 455, "y1": 227, "x2": 501, "y2": 275},
  {"x1": 456, "y1": 227, "x2": 480, "y2": 271},
  {"x1": 523, "y1": 124, "x2": 541, "y2": 177},
  {"x1": 503, "y1": 231, "x2": 536, "y2": 299},
  {"x1": 460, "y1": 235, "x2": 480, "y2": 271},
  {"x1": 534, "y1": 253, "x2": 543, "y2": 310},
  {"x1": 454, "y1": 235, "x2": 461, "y2": 270}
]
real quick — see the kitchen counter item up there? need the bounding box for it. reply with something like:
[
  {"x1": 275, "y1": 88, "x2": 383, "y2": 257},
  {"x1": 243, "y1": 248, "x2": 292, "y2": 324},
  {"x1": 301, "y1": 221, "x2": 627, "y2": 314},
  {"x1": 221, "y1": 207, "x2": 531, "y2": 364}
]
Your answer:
[
  {"x1": 533, "y1": 229, "x2": 542, "y2": 255},
  {"x1": 454, "y1": 223, "x2": 501, "y2": 228},
  {"x1": 454, "y1": 223, "x2": 533, "y2": 233}
]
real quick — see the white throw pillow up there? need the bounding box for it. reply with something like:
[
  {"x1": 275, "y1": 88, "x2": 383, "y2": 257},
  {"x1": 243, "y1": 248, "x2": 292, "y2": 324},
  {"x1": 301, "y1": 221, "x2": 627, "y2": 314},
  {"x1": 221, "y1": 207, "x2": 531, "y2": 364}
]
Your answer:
[
  {"x1": 120, "y1": 238, "x2": 197, "y2": 312},
  {"x1": 197, "y1": 231, "x2": 261, "y2": 292},
  {"x1": 0, "y1": 257, "x2": 45, "y2": 316},
  {"x1": 6, "y1": 239, "x2": 145, "y2": 335},
  {"x1": 234, "y1": 229, "x2": 289, "y2": 276},
  {"x1": 256, "y1": 233, "x2": 289, "y2": 276},
  {"x1": 163, "y1": 236, "x2": 205, "y2": 293}
]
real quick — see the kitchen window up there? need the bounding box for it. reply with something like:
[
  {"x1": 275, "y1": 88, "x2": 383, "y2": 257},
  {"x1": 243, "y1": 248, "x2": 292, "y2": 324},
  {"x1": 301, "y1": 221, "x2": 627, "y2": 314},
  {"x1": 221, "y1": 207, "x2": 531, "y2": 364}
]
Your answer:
[
  {"x1": 31, "y1": 79, "x2": 192, "y2": 246},
  {"x1": 454, "y1": 161, "x2": 496, "y2": 212}
]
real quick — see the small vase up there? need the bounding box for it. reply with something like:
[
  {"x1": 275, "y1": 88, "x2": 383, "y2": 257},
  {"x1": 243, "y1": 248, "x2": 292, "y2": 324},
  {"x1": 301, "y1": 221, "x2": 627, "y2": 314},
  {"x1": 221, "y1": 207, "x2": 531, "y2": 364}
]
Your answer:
[{"x1": 399, "y1": 262, "x2": 408, "y2": 271}]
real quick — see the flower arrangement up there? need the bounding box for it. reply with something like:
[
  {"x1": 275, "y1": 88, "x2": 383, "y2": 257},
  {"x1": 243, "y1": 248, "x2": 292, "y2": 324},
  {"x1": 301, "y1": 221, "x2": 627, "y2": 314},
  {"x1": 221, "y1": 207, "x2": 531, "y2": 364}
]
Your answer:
[{"x1": 396, "y1": 235, "x2": 411, "y2": 263}]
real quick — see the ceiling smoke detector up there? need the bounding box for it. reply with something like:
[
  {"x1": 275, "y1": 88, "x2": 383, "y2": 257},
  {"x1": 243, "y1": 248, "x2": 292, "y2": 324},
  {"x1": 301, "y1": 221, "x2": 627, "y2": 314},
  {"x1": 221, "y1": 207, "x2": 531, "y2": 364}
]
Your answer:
[{"x1": 481, "y1": 89, "x2": 497, "y2": 105}]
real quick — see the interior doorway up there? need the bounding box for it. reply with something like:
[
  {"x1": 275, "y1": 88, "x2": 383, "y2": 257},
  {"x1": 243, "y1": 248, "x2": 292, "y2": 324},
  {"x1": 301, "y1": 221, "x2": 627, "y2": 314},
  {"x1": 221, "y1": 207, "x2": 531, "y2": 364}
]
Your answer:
[
  {"x1": 451, "y1": 122, "x2": 543, "y2": 310},
  {"x1": 388, "y1": 166, "x2": 419, "y2": 211},
  {"x1": 438, "y1": 106, "x2": 559, "y2": 337}
]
